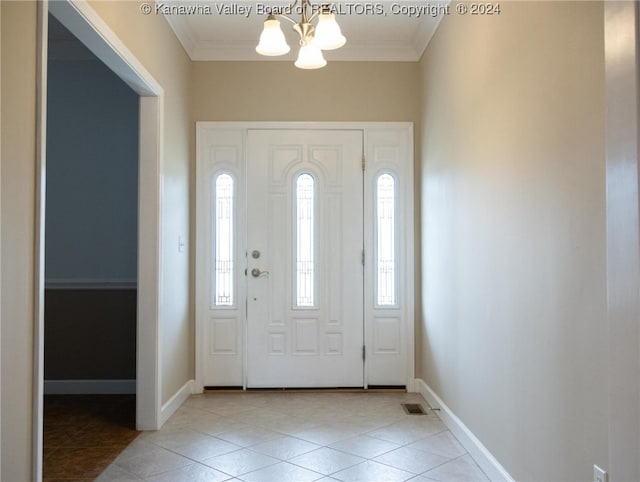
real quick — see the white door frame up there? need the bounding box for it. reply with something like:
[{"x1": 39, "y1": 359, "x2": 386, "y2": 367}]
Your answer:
[
  {"x1": 34, "y1": 0, "x2": 164, "y2": 478},
  {"x1": 195, "y1": 121, "x2": 415, "y2": 392}
]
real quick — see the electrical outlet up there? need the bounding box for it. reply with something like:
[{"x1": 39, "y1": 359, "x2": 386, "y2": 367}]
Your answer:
[{"x1": 594, "y1": 465, "x2": 608, "y2": 482}]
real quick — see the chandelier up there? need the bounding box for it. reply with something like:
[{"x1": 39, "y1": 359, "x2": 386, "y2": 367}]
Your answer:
[{"x1": 255, "y1": 0, "x2": 346, "y2": 69}]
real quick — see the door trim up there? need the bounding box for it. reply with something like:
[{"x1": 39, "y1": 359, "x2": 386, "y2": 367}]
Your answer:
[{"x1": 195, "y1": 121, "x2": 415, "y2": 392}]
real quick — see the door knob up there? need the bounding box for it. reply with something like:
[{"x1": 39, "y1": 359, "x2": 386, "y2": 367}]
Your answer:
[{"x1": 251, "y1": 268, "x2": 269, "y2": 278}]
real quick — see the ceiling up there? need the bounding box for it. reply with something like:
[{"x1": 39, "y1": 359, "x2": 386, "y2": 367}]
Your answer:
[{"x1": 163, "y1": 1, "x2": 447, "y2": 62}]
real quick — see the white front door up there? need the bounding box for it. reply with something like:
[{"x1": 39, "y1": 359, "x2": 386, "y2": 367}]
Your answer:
[
  {"x1": 196, "y1": 122, "x2": 414, "y2": 391},
  {"x1": 246, "y1": 129, "x2": 364, "y2": 388}
]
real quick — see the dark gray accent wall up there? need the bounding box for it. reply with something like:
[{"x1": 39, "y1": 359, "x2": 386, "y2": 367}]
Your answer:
[{"x1": 44, "y1": 289, "x2": 136, "y2": 379}]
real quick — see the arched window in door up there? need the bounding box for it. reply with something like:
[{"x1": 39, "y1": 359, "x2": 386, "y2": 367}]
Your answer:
[{"x1": 295, "y1": 173, "x2": 315, "y2": 307}]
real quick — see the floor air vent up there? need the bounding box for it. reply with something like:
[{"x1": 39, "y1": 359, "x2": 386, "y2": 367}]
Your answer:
[{"x1": 402, "y1": 403, "x2": 427, "y2": 415}]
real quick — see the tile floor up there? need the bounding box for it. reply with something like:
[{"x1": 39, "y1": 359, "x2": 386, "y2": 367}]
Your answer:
[
  {"x1": 98, "y1": 391, "x2": 490, "y2": 482},
  {"x1": 44, "y1": 395, "x2": 140, "y2": 481}
]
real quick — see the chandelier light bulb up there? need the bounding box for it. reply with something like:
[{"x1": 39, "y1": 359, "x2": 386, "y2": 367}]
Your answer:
[
  {"x1": 256, "y1": 16, "x2": 290, "y2": 56},
  {"x1": 295, "y1": 43, "x2": 327, "y2": 69},
  {"x1": 313, "y1": 12, "x2": 346, "y2": 50}
]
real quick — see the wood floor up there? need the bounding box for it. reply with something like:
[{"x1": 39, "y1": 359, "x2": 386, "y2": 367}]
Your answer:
[{"x1": 43, "y1": 395, "x2": 140, "y2": 481}]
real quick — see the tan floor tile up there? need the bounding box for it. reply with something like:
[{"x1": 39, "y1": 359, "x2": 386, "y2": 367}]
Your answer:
[
  {"x1": 114, "y1": 446, "x2": 193, "y2": 478},
  {"x1": 249, "y1": 435, "x2": 321, "y2": 460},
  {"x1": 329, "y1": 435, "x2": 400, "y2": 459},
  {"x1": 407, "y1": 430, "x2": 467, "y2": 459},
  {"x1": 216, "y1": 426, "x2": 282, "y2": 447},
  {"x1": 289, "y1": 447, "x2": 365, "y2": 475},
  {"x1": 240, "y1": 461, "x2": 323, "y2": 482},
  {"x1": 293, "y1": 426, "x2": 359, "y2": 446},
  {"x1": 423, "y1": 454, "x2": 489, "y2": 482},
  {"x1": 146, "y1": 462, "x2": 232, "y2": 482},
  {"x1": 202, "y1": 448, "x2": 280, "y2": 477},
  {"x1": 373, "y1": 446, "x2": 451, "y2": 474},
  {"x1": 331, "y1": 460, "x2": 414, "y2": 481}
]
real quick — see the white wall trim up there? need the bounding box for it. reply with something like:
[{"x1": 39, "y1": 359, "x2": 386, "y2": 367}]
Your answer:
[
  {"x1": 159, "y1": 380, "x2": 194, "y2": 427},
  {"x1": 414, "y1": 378, "x2": 514, "y2": 482},
  {"x1": 604, "y1": 2, "x2": 640, "y2": 480},
  {"x1": 138, "y1": 94, "x2": 164, "y2": 431},
  {"x1": 48, "y1": 1, "x2": 161, "y2": 96},
  {"x1": 33, "y1": 3, "x2": 48, "y2": 480},
  {"x1": 0, "y1": 2, "x2": 3, "y2": 475},
  {"x1": 44, "y1": 379, "x2": 136, "y2": 395},
  {"x1": 406, "y1": 378, "x2": 417, "y2": 393},
  {"x1": 196, "y1": 121, "x2": 411, "y2": 131},
  {"x1": 44, "y1": 279, "x2": 137, "y2": 290}
]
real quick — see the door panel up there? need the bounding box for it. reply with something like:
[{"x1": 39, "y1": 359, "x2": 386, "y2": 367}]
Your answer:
[
  {"x1": 246, "y1": 129, "x2": 364, "y2": 388},
  {"x1": 198, "y1": 128, "x2": 246, "y2": 387}
]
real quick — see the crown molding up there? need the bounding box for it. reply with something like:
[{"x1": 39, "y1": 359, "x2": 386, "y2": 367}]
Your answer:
[{"x1": 164, "y1": 13, "x2": 443, "y2": 62}]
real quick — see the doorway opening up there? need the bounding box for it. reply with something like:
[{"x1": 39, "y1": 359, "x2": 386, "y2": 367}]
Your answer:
[{"x1": 42, "y1": 13, "x2": 140, "y2": 478}]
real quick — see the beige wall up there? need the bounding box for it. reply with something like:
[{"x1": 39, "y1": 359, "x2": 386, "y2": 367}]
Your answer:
[
  {"x1": 418, "y1": 2, "x2": 607, "y2": 480},
  {"x1": 1, "y1": 3, "x2": 38, "y2": 479},
  {"x1": 0, "y1": 1, "x2": 192, "y2": 479},
  {"x1": 191, "y1": 61, "x2": 420, "y2": 122},
  {"x1": 88, "y1": 1, "x2": 192, "y2": 404}
]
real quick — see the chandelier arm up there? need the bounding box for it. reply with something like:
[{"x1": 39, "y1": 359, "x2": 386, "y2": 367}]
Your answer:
[
  {"x1": 278, "y1": 14, "x2": 298, "y2": 25},
  {"x1": 307, "y1": 3, "x2": 335, "y2": 23},
  {"x1": 277, "y1": 0, "x2": 301, "y2": 24},
  {"x1": 306, "y1": 11, "x2": 320, "y2": 22}
]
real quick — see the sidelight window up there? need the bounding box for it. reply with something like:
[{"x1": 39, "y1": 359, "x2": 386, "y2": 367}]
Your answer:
[
  {"x1": 376, "y1": 173, "x2": 396, "y2": 306},
  {"x1": 214, "y1": 173, "x2": 234, "y2": 306}
]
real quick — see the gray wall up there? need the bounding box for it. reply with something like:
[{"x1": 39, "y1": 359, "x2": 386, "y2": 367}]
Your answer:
[{"x1": 46, "y1": 47, "x2": 138, "y2": 285}]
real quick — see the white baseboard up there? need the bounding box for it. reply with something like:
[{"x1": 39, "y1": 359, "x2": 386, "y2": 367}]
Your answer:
[
  {"x1": 159, "y1": 379, "x2": 195, "y2": 427},
  {"x1": 406, "y1": 377, "x2": 417, "y2": 392},
  {"x1": 413, "y1": 378, "x2": 514, "y2": 482},
  {"x1": 44, "y1": 379, "x2": 136, "y2": 394},
  {"x1": 45, "y1": 278, "x2": 137, "y2": 290}
]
